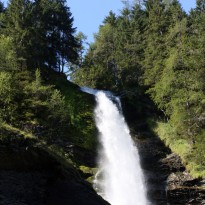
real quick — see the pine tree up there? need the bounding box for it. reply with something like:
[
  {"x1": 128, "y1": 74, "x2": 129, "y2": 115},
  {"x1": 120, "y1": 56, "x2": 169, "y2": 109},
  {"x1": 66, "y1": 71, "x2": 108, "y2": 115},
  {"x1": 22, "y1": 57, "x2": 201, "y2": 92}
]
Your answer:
[
  {"x1": 185, "y1": 0, "x2": 205, "y2": 137},
  {"x1": 34, "y1": 0, "x2": 79, "y2": 71},
  {"x1": 0, "y1": 1, "x2": 3, "y2": 13},
  {"x1": 5, "y1": 0, "x2": 33, "y2": 69},
  {"x1": 147, "y1": 0, "x2": 186, "y2": 112},
  {"x1": 143, "y1": 0, "x2": 169, "y2": 87},
  {"x1": 73, "y1": 2, "x2": 147, "y2": 93},
  {"x1": 4, "y1": 0, "x2": 79, "y2": 71},
  {"x1": 196, "y1": 0, "x2": 205, "y2": 12}
]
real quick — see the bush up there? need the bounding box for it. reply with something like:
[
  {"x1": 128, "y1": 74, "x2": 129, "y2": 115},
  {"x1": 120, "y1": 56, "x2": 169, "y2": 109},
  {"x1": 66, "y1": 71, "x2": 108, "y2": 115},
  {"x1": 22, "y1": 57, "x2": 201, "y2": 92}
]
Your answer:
[
  {"x1": 0, "y1": 35, "x2": 17, "y2": 71},
  {"x1": 0, "y1": 72, "x2": 18, "y2": 122}
]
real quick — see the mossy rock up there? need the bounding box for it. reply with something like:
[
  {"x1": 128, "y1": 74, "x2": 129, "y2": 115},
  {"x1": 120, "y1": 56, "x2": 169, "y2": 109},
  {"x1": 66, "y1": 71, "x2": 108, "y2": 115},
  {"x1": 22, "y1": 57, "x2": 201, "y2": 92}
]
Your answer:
[
  {"x1": 79, "y1": 165, "x2": 98, "y2": 183},
  {"x1": 79, "y1": 165, "x2": 97, "y2": 175}
]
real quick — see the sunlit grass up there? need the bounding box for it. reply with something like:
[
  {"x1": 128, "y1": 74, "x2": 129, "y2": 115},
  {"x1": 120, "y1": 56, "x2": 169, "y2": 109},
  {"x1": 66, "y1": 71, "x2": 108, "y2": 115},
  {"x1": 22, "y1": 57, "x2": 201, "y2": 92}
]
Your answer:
[
  {"x1": 2, "y1": 123, "x2": 36, "y2": 139},
  {"x1": 155, "y1": 121, "x2": 205, "y2": 178}
]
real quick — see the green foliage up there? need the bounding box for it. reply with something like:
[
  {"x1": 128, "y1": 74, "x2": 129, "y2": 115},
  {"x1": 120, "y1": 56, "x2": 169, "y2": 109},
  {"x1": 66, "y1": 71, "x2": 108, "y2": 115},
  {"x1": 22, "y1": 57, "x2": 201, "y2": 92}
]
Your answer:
[
  {"x1": 186, "y1": 130, "x2": 205, "y2": 178},
  {"x1": 79, "y1": 165, "x2": 97, "y2": 175},
  {"x1": 155, "y1": 122, "x2": 190, "y2": 160},
  {"x1": 143, "y1": 0, "x2": 168, "y2": 86},
  {"x1": 20, "y1": 69, "x2": 72, "y2": 140},
  {"x1": 72, "y1": 4, "x2": 145, "y2": 92},
  {"x1": 0, "y1": 35, "x2": 17, "y2": 70},
  {"x1": 0, "y1": 1, "x2": 3, "y2": 13},
  {"x1": 156, "y1": 122, "x2": 205, "y2": 178},
  {"x1": 48, "y1": 90, "x2": 67, "y2": 122},
  {"x1": 0, "y1": 0, "x2": 102, "y2": 180},
  {"x1": 0, "y1": 0, "x2": 204, "y2": 179},
  {"x1": 3, "y1": 0, "x2": 79, "y2": 70},
  {"x1": 79, "y1": 165, "x2": 97, "y2": 183},
  {"x1": 0, "y1": 72, "x2": 19, "y2": 122},
  {"x1": 47, "y1": 70, "x2": 97, "y2": 149},
  {"x1": 0, "y1": 72, "x2": 13, "y2": 103},
  {"x1": 72, "y1": 0, "x2": 205, "y2": 178},
  {"x1": 0, "y1": 67, "x2": 97, "y2": 153}
]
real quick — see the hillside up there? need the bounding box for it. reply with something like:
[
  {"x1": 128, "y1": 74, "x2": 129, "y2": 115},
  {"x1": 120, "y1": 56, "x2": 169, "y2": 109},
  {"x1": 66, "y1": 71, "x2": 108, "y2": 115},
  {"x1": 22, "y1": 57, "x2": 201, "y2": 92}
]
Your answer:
[
  {"x1": 0, "y1": 69, "x2": 110, "y2": 204},
  {"x1": 0, "y1": 0, "x2": 205, "y2": 204},
  {"x1": 73, "y1": 0, "x2": 205, "y2": 179}
]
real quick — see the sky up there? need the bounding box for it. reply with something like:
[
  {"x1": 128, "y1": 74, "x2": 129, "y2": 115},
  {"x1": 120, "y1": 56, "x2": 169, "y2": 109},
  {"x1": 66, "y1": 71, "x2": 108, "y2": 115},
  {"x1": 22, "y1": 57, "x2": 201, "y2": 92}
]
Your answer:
[{"x1": 68, "y1": 0, "x2": 196, "y2": 45}]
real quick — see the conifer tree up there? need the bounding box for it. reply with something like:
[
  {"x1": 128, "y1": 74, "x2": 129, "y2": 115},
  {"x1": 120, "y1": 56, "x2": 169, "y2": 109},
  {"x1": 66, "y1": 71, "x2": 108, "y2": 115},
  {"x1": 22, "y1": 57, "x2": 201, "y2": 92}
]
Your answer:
[
  {"x1": 143, "y1": 0, "x2": 169, "y2": 87},
  {"x1": 185, "y1": 0, "x2": 205, "y2": 137},
  {"x1": 71, "y1": 0, "x2": 205, "y2": 176},
  {"x1": 34, "y1": 0, "x2": 79, "y2": 71},
  {"x1": 5, "y1": 0, "x2": 33, "y2": 69},
  {"x1": 0, "y1": 1, "x2": 3, "y2": 13},
  {"x1": 147, "y1": 0, "x2": 186, "y2": 112},
  {"x1": 196, "y1": 0, "x2": 205, "y2": 12},
  {"x1": 4, "y1": 0, "x2": 79, "y2": 71}
]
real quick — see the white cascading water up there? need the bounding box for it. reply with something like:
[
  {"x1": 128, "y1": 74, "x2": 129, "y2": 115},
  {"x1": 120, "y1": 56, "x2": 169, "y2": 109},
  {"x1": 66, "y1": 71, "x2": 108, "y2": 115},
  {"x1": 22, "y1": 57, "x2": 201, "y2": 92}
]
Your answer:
[{"x1": 93, "y1": 91, "x2": 148, "y2": 205}]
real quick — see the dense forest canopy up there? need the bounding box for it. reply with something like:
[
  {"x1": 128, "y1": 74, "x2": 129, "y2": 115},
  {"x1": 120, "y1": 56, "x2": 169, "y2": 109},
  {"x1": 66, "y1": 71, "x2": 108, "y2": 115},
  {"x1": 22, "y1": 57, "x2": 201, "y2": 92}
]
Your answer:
[
  {"x1": 0, "y1": 0, "x2": 80, "y2": 72},
  {"x1": 0, "y1": 0, "x2": 97, "y2": 150},
  {"x1": 72, "y1": 0, "x2": 205, "y2": 177}
]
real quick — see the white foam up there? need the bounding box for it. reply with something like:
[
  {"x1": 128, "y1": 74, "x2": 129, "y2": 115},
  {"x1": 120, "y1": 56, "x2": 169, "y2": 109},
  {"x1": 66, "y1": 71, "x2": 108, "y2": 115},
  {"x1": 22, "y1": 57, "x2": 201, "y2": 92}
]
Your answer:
[{"x1": 94, "y1": 91, "x2": 148, "y2": 205}]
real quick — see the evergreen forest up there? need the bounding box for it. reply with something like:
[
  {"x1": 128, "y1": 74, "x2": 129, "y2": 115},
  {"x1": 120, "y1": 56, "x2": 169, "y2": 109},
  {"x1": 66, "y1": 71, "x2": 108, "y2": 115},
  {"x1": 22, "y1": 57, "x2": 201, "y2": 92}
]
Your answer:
[
  {"x1": 72, "y1": 0, "x2": 205, "y2": 178},
  {"x1": 0, "y1": 0, "x2": 205, "y2": 197},
  {"x1": 0, "y1": 0, "x2": 98, "y2": 165}
]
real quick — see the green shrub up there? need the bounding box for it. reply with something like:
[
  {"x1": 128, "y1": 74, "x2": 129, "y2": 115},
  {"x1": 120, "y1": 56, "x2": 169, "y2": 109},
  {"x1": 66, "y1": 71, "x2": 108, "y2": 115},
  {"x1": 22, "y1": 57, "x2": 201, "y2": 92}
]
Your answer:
[
  {"x1": 0, "y1": 35, "x2": 17, "y2": 71},
  {"x1": 0, "y1": 72, "x2": 19, "y2": 122},
  {"x1": 156, "y1": 121, "x2": 205, "y2": 178}
]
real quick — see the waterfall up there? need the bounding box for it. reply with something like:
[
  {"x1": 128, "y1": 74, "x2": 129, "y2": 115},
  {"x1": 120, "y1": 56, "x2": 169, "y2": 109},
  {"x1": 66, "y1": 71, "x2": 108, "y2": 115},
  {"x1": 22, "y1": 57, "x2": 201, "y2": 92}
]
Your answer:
[{"x1": 93, "y1": 91, "x2": 148, "y2": 205}]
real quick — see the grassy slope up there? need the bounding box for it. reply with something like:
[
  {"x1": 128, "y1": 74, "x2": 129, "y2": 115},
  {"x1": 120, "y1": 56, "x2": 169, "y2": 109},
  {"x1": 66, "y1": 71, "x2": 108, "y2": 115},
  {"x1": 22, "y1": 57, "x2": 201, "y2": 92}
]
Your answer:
[
  {"x1": 45, "y1": 70, "x2": 97, "y2": 150},
  {"x1": 0, "y1": 69, "x2": 98, "y2": 183},
  {"x1": 121, "y1": 94, "x2": 205, "y2": 179},
  {"x1": 155, "y1": 121, "x2": 205, "y2": 178}
]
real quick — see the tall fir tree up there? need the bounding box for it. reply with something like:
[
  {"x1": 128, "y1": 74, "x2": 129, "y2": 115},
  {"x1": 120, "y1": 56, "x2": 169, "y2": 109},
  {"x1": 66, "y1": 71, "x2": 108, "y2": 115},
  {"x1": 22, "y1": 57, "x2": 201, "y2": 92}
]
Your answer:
[
  {"x1": 143, "y1": 0, "x2": 169, "y2": 87},
  {"x1": 4, "y1": 0, "x2": 79, "y2": 71},
  {"x1": 5, "y1": 0, "x2": 33, "y2": 69}
]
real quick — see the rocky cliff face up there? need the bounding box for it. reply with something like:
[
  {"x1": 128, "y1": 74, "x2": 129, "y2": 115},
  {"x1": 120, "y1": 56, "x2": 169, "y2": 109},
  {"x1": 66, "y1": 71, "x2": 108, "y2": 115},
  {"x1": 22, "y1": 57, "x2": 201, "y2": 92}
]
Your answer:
[
  {"x1": 135, "y1": 135, "x2": 205, "y2": 205},
  {"x1": 121, "y1": 94, "x2": 205, "y2": 204}
]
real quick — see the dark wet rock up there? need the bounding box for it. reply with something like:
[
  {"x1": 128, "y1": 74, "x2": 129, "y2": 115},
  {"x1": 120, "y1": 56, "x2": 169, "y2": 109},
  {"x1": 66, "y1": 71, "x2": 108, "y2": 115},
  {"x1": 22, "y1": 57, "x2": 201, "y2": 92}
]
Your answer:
[
  {"x1": 134, "y1": 135, "x2": 205, "y2": 205},
  {"x1": 167, "y1": 172, "x2": 194, "y2": 189},
  {"x1": 0, "y1": 146, "x2": 109, "y2": 205},
  {"x1": 166, "y1": 172, "x2": 205, "y2": 204},
  {"x1": 161, "y1": 153, "x2": 185, "y2": 172},
  {"x1": 48, "y1": 139, "x2": 97, "y2": 167},
  {"x1": 0, "y1": 171, "x2": 47, "y2": 205},
  {"x1": 134, "y1": 136, "x2": 171, "y2": 204},
  {"x1": 166, "y1": 186, "x2": 205, "y2": 205},
  {"x1": 46, "y1": 180, "x2": 109, "y2": 205}
]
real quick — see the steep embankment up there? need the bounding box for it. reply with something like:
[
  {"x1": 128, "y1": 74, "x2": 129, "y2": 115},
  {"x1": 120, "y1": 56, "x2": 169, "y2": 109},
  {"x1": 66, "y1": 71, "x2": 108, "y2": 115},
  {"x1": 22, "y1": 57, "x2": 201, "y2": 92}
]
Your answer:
[
  {"x1": 121, "y1": 96, "x2": 205, "y2": 204},
  {"x1": 0, "y1": 70, "x2": 109, "y2": 205}
]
